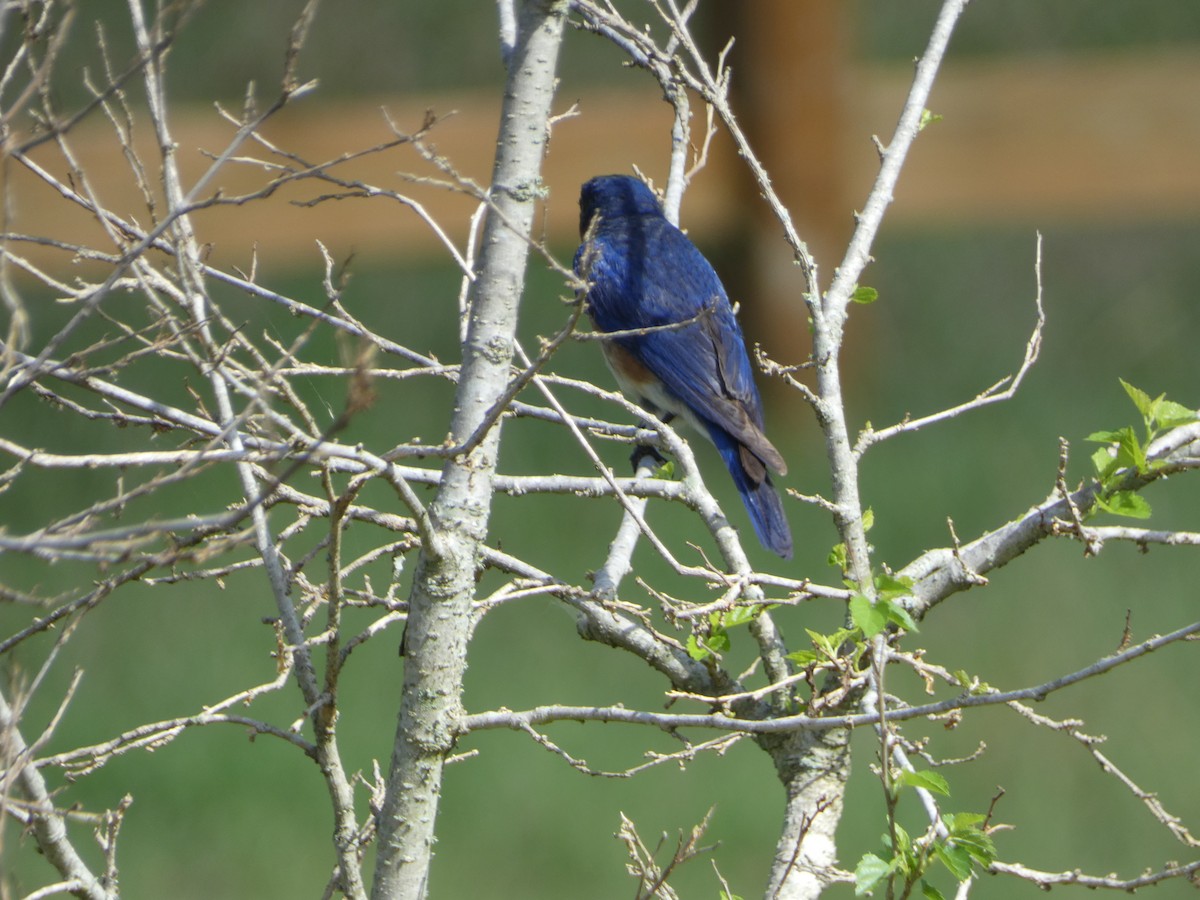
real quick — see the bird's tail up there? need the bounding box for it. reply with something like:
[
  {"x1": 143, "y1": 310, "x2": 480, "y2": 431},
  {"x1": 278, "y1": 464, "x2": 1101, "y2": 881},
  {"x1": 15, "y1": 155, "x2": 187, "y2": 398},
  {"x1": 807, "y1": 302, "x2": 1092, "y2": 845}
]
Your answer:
[{"x1": 711, "y1": 429, "x2": 793, "y2": 559}]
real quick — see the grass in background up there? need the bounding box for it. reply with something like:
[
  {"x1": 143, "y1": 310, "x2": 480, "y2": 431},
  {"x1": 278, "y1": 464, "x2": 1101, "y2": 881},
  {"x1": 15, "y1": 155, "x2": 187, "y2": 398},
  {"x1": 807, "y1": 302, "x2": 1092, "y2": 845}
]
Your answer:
[{"x1": 4, "y1": 216, "x2": 1199, "y2": 897}]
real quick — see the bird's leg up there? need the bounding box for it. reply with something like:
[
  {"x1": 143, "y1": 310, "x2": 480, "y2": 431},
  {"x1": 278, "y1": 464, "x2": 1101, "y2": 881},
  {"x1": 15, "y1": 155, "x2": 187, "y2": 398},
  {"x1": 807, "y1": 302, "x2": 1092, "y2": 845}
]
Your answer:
[
  {"x1": 630, "y1": 413, "x2": 674, "y2": 472},
  {"x1": 630, "y1": 442, "x2": 668, "y2": 472}
]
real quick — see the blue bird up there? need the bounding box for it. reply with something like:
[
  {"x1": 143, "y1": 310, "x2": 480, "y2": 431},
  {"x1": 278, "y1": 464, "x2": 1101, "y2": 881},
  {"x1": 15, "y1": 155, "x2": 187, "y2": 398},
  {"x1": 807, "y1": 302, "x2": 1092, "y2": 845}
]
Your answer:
[{"x1": 574, "y1": 174, "x2": 792, "y2": 559}]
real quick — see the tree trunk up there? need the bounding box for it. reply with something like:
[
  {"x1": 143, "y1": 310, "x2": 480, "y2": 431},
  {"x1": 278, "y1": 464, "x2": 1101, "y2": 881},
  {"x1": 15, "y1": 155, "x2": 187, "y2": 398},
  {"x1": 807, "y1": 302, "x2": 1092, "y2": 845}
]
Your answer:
[
  {"x1": 763, "y1": 727, "x2": 852, "y2": 900},
  {"x1": 369, "y1": 4, "x2": 568, "y2": 898}
]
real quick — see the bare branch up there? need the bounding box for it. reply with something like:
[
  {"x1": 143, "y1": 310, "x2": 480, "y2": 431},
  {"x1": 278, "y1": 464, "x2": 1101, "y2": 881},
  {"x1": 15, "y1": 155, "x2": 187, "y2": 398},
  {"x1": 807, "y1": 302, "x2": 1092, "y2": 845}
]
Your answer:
[
  {"x1": 990, "y1": 858, "x2": 1200, "y2": 891},
  {"x1": 854, "y1": 233, "x2": 1046, "y2": 455},
  {"x1": 0, "y1": 688, "x2": 112, "y2": 900}
]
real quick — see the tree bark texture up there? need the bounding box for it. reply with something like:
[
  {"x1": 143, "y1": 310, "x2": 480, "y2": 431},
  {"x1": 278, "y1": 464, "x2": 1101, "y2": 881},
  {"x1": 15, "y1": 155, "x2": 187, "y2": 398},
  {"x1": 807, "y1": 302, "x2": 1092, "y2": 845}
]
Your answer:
[
  {"x1": 762, "y1": 727, "x2": 852, "y2": 900},
  {"x1": 369, "y1": 4, "x2": 567, "y2": 899}
]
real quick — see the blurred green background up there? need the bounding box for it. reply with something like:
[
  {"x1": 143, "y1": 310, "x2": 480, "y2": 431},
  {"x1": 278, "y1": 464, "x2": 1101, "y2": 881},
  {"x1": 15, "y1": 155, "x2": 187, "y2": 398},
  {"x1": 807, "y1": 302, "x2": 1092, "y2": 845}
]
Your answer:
[{"x1": 3, "y1": 2, "x2": 1199, "y2": 899}]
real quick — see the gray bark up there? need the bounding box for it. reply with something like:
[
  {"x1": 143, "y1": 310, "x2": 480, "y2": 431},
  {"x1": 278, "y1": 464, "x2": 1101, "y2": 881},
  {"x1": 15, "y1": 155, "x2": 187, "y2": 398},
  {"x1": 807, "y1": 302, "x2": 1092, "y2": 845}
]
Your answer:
[
  {"x1": 761, "y1": 728, "x2": 852, "y2": 900},
  {"x1": 369, "y1": 3, "x2": 567, "y2": 898},
  {"x1": 0, "y1": 689, "x2": 113, "y2": 900}
]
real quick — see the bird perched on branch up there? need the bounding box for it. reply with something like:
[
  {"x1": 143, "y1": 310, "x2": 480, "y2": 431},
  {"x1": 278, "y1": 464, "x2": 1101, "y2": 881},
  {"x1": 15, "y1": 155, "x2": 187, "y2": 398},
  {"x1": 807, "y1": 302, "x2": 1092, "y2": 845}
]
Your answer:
[{"x1": 574, "y1": 174, "x2": 792, "y2": 559}]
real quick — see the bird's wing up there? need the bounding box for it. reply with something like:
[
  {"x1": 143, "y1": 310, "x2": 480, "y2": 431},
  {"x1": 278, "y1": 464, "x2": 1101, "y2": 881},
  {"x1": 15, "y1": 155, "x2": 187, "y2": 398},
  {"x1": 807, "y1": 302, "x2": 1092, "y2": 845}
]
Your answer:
[
  {"x1": 582, "y1": 219, "x2": 786, "y2": 477},
  {"x1": 635, "y1": 316, "x2": 787, "y2": 478}
]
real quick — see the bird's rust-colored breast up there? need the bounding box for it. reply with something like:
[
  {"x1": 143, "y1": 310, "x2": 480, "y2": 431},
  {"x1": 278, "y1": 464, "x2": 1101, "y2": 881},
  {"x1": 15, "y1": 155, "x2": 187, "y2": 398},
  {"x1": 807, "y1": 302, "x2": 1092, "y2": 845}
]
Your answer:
[{"x1": 601, "y1": 340, "x2": 657, "y2": 387}]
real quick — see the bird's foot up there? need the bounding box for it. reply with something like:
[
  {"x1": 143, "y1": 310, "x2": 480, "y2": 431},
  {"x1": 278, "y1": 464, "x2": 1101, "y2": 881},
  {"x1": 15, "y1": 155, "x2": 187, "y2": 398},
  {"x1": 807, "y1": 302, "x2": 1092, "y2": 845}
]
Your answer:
[{"x1": 630, "y1": 443, "x2": 668, "y2": 474}]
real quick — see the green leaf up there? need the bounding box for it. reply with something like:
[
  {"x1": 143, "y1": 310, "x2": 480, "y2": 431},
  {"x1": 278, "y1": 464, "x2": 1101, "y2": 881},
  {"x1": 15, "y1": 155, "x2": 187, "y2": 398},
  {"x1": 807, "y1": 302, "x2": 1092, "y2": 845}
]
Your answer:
[
  {"x1": 1094, "y1": 490, "x2": 1152, "y2": 519},
  {"x1": 873, "y1": 574, "x2": 917, "y2": 631},
  {"x1": 805, "y1": 629, "x2": 833, "y2": 656},
  {"x1": 943, "y1": 812, "x2": 986, "y2": 830},
  {"x1": 805, "y1": 628, "x2": 839, "y2": 660},
  {"x1": 919, "y1": 108, "x2": 943, "y2": 130},
  {"x1": 930, "y1": 816, "x2": 998, "y2": 879},
  {"x1": 686, "y1": 625, "x2": 730, "y2": 661},
  {"x1": 862, "y1": 507, "x2": 875, "y2": 532},
  {"x1": 1114, "y1": 429, "x2": 1147, "y2": 472},
  {"x1": 933, "y1": 842, "x2": 972, "y2": 881},
  {"x1": 943, "y1": 816, "x2": 997, "y2": 866},
  {"x1": 1120, "y1": 378, "x2": 1154, "y2": 420},
  {"x1": 874, "y1": 571, "x2": 914, "y2": 600},
  {"x1": 886, "y1": 601, "x2": 919, "y2": 632},
  {"x1": 720, "y1": 605, "x2": 758, "y2": 629},
  {"x1": 787, "y1": 649, "x2": 819, "y2": 666},
  {"x1": 828, "y1": 542, "x2": 848, "y2": 571},
  {"x1": 873, "y1": 596, "x2": 918, "y2": 633},
  {"x1": 854, "y1": 853, "x2": 892, "y2": 896},
  {"x1": 954, "y1": 832, "x2": 997, "y2": 866},
  {"x1": 920, "y1": 882, "x2": 947, "y2": 900},
  {"x1": 850, "y1": 593, "x2": 888, "y2": 638},
  {"x1": 1087, "y1": 425, "x2": 1145, "y2": 473},
  {"x1": 653, "y1": 459, "x2": 676, "y2": 479},
  {"x1": 804, "y1": 626, "x2": 863, "y2": 664},
  {"x1": 1155, "y1": 399, "x2": 1199, "y2": 430},
  {"x1": 851, "y1": 285, "x2": 879, "y2": 304},
  {"x1": 1090, "y1": 445, "x2": 1118, "y2": 479},
  {"x1": 898, "y1": 769, "x2": 951, "y2": 796},
  {"x1": 950, "y1": 671, "x2": 992, "y2": 694}
]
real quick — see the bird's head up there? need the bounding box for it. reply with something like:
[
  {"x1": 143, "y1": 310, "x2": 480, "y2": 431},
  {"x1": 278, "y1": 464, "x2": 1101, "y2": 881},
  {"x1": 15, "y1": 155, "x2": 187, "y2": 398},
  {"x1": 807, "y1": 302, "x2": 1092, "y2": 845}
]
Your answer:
[{"x1": 579, "y1": 175, "x2": 663, "y2": 237}]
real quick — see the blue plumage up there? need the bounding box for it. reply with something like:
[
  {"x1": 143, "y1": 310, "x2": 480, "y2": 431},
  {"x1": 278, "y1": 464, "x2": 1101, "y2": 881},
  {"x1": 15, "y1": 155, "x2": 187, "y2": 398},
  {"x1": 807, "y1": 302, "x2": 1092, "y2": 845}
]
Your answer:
[{"x1": 575, "y1": 175, "x2": 792, "y2": 559}]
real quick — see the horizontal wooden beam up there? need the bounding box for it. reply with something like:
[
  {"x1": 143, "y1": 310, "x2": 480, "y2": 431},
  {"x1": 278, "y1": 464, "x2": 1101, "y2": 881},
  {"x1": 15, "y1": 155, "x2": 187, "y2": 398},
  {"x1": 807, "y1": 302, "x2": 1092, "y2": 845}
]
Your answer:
[
  {"x1": 860, "y1": 50, "x2": 1200, "y2": 224},
  {"x1": 6, "y1": 50, "x2": 1199, "y2": 273}
]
